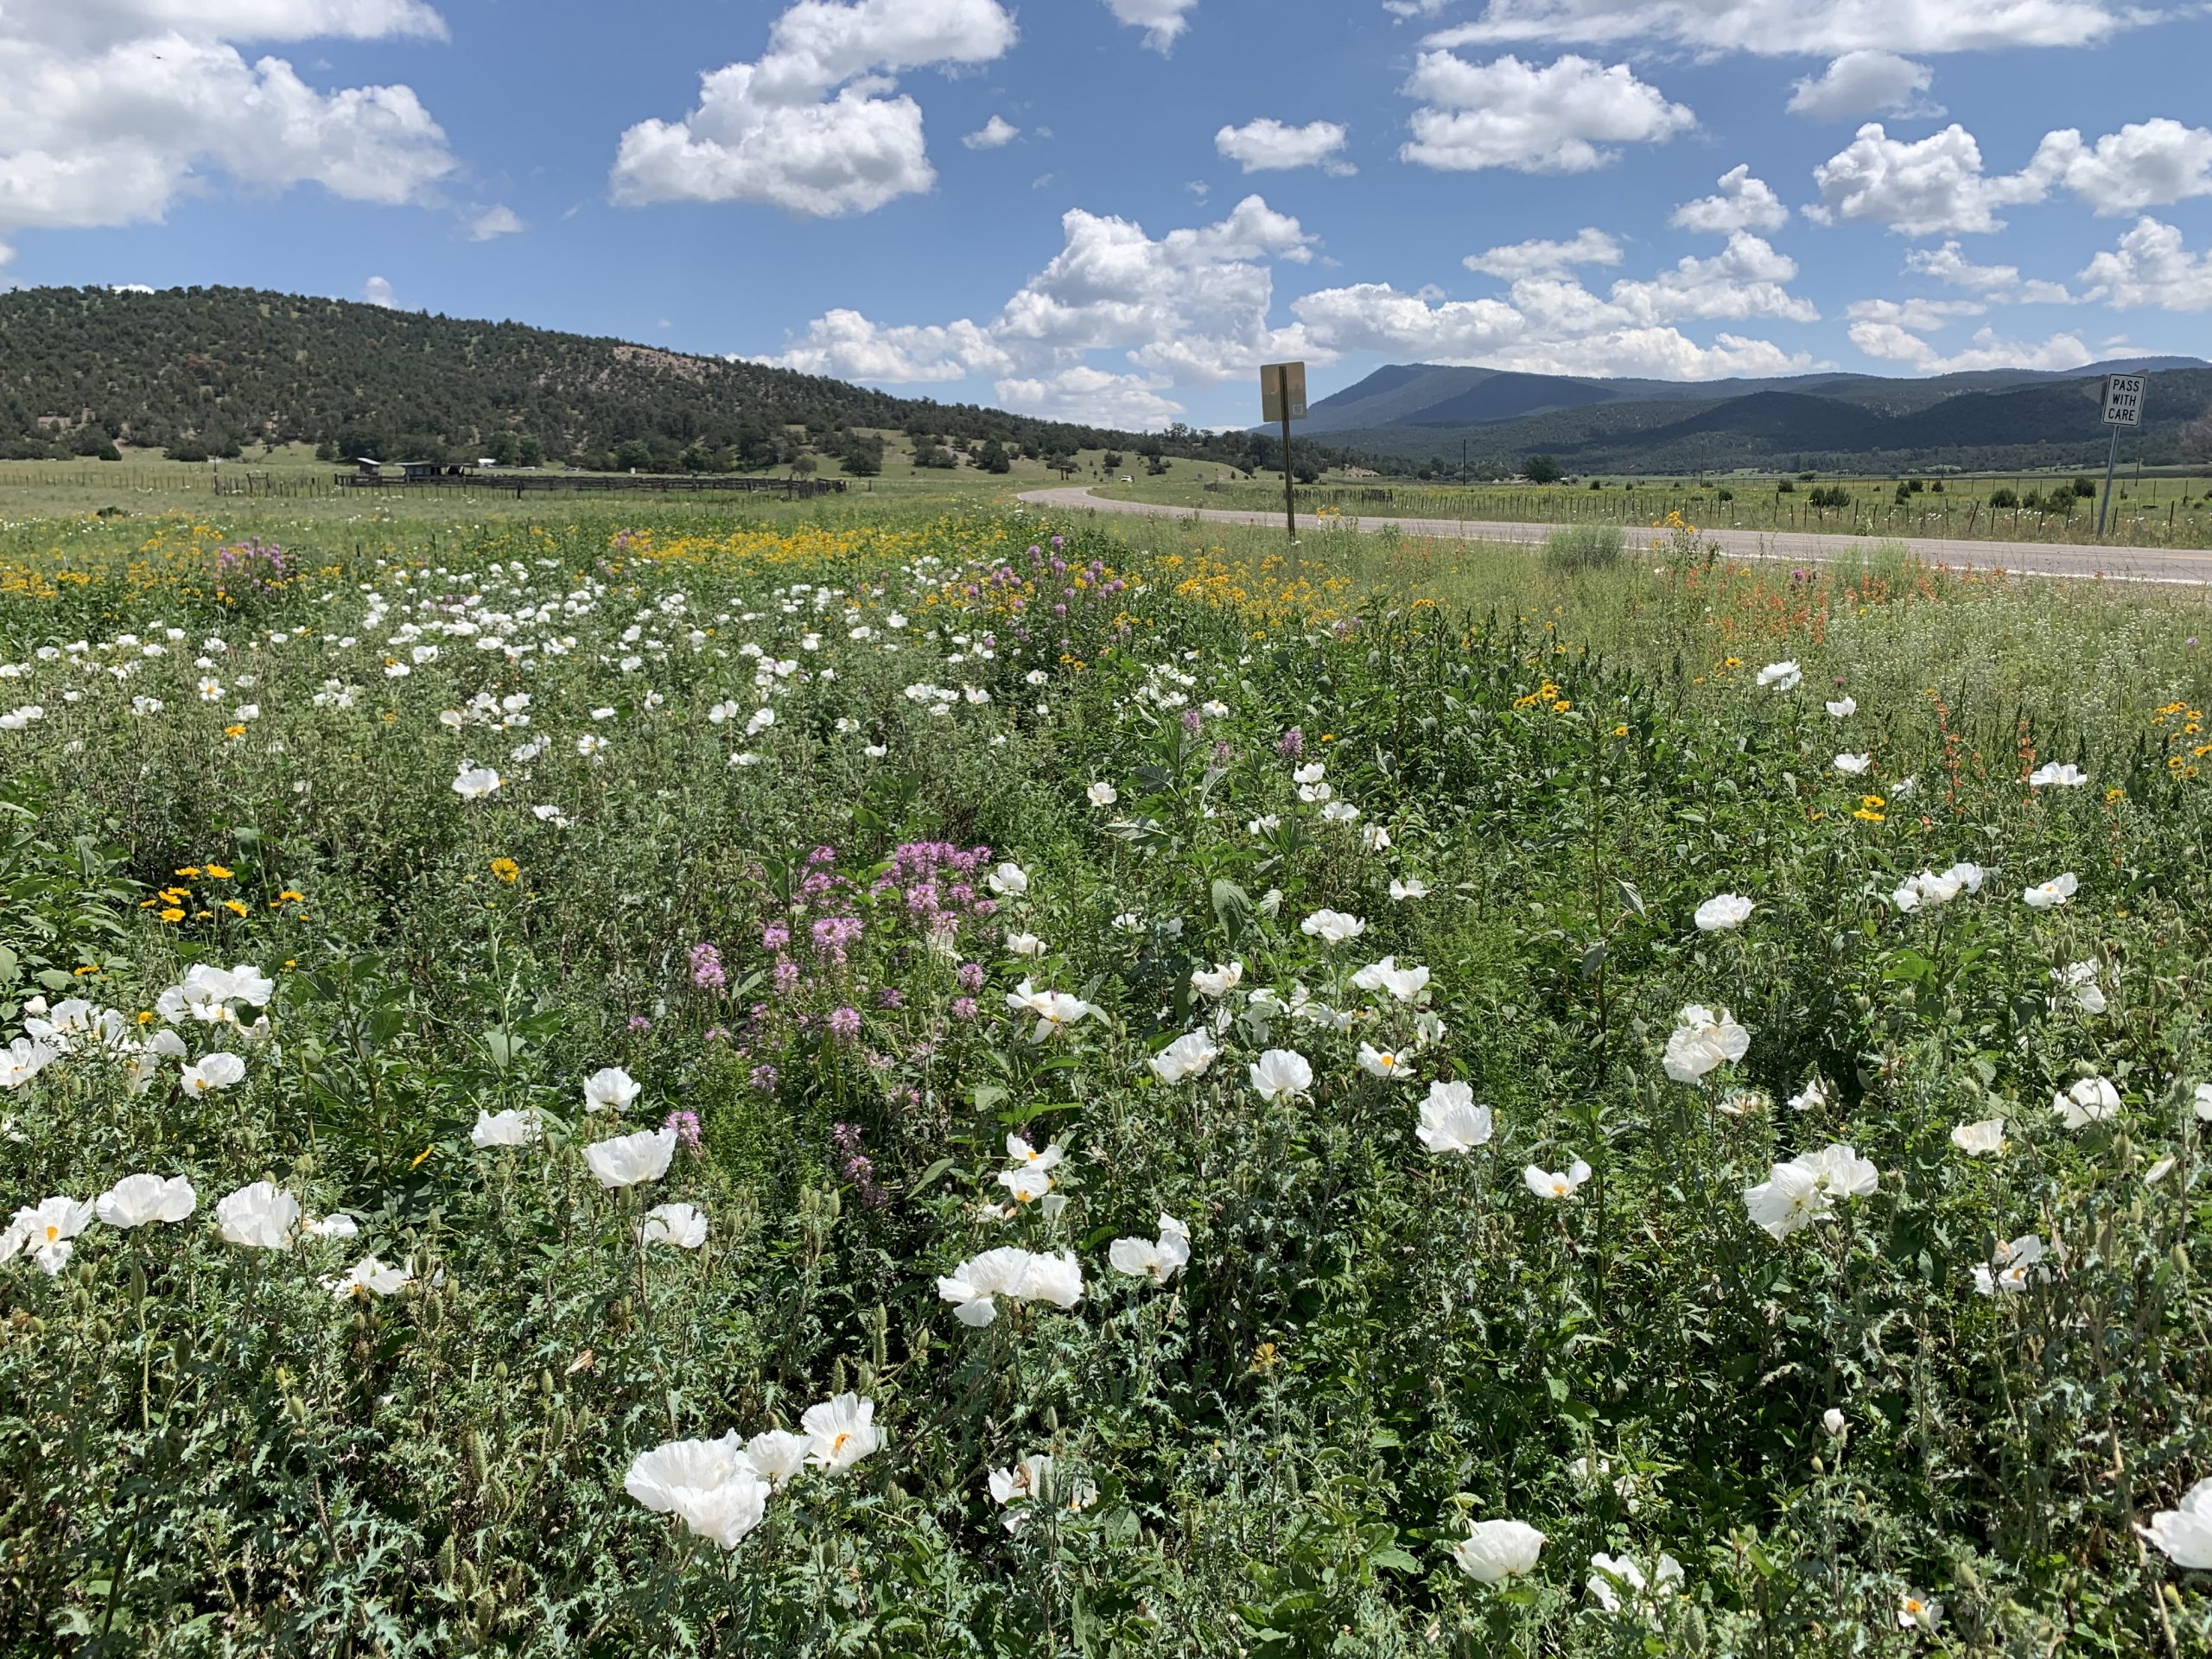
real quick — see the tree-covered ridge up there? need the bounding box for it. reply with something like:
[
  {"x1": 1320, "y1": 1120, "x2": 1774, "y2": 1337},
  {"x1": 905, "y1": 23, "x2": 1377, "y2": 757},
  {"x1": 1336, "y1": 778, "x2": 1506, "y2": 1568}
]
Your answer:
[{"x1": 0, "y1": 285, "x2": 1327, "y2": 474}]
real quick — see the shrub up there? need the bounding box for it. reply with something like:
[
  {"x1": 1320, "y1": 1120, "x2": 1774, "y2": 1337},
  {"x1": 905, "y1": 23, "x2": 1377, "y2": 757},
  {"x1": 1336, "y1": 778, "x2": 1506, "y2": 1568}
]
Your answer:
[
  {"x1": 1542, "y1": 523, "x2": 1624, "y2": 572},
  {"x1": 1989, "y1": 487, "x2": 2019, "y2": 509}
]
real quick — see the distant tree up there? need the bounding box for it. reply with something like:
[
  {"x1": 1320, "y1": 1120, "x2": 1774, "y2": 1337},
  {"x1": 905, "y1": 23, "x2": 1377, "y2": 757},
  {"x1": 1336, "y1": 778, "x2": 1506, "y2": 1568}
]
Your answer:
[
  {"x1": 790, "y1": 454, "x2": 818, "y2": 480},
  {"x1": 2072, "y1": 475, "x2": 2099, "y2": 498},
  {"x1": 1102, "y1": 451, "x2": 1123, "y2": 472},
  {"x1": 613, "y1": 439, "x2": 653, "y2": 472},
  {"x1": 1522, "y1": 454, "x2": 1564, "y2": 485},
  {"x1": 165, "y1": 439, "x2": 209, "y2": 462},
  {"x1": 483, "y1": 432, "x2": 522, "y2": 467},
  {"x1": 841, "y1": 435, "x2": 883, "y2": 477},
  {"x1": 977, "y1": 438, "x2": 1011, "y2": 474},
  {"x1": 516, "y1": 435, "x2": 546, "y2": 468},
  {"x1": 2182, "y1": 411, "x2": 2212, "y2": 464},
  {"x1": 1988, "y1": 487, "x2": 2018, "y2": 509},
  {"x1": 1294, "y1": 461, "x2": 1319, "y2": 485},
  {"x1": 1776, "y1": 478, "x2": 1796, "y2": 493},
  {"x1": 912, "y1": 441, "x2": 957, "y2": 469}
]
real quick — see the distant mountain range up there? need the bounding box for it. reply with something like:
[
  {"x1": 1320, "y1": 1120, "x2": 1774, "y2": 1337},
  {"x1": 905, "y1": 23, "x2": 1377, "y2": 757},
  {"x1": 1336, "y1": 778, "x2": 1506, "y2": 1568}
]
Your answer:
[{"x1": 1299, "y1": 359, "x2": 2212, "y2": 474}]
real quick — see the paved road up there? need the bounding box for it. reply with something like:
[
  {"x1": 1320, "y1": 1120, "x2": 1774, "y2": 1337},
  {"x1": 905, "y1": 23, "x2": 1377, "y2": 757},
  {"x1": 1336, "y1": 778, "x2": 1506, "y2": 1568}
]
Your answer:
[{"x1": 1015, "y1": 486, "x2": 2212, "y2": 587}]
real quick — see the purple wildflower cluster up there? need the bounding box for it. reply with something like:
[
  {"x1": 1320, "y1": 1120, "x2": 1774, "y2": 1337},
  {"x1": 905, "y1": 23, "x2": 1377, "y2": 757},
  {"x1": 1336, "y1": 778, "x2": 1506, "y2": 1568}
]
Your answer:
[
  {"x1": 872, "y1": 842, "x2": 999, "y2": 944},
  {"x1": 664, "y1": 1109, "x2": 702, "y2": 1155},
  {"x1": 831, "y1": 1122, "x2": 887, "y2": 1208},
  {"x1": 689, "y1": 943, "x2": 727, "y2": 990},
  {"x1": 212, "y1": 538, "x2": 292, "y2": 601}
]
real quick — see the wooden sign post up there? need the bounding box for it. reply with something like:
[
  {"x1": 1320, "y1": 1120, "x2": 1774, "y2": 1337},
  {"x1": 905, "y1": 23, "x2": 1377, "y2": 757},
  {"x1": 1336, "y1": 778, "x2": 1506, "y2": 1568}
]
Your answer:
[{"x1": 1261, "y1": 361, "x2": 1306, "y2": 541}]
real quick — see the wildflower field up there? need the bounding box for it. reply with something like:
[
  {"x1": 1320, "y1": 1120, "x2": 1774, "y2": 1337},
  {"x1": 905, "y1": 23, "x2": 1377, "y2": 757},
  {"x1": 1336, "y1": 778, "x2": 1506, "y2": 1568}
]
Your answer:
[{"x1": 5, "y1": 499, "x2": 2212, "y2": 1656}]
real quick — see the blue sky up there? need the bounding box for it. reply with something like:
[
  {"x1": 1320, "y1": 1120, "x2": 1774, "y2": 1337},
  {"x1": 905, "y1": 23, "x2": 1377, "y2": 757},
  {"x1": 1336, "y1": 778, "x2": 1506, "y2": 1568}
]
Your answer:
[{"x1": 4, "y1": 1, "x2": 2210, "y2": 430}]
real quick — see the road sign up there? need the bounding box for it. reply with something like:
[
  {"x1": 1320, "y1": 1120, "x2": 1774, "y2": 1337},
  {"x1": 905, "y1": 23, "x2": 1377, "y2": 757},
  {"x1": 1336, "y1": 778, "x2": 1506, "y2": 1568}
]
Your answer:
[
  {"x1": 1261, "y1": 362, "x2": 1307, "y2": 424},
  {"x1": 2103, "y1": 374, "x2": 2145, "y2": 427}
]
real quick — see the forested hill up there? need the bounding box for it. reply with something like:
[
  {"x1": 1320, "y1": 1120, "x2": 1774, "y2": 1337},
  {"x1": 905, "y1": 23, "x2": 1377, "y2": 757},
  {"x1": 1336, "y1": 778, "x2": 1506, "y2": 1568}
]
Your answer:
[{"x1": 0, "y1": 284, "x2": 1287, "y2": 473}]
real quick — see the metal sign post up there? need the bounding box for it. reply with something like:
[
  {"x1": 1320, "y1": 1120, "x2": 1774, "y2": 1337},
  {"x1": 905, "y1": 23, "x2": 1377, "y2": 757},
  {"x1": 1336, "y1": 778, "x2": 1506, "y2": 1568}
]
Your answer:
[
  {"x1": 1261, "y1": 361, "x2": 1306, "y2": 541},
  {"x1": 2099, "y1": 373, "x2": 2145, "y2": 538}
]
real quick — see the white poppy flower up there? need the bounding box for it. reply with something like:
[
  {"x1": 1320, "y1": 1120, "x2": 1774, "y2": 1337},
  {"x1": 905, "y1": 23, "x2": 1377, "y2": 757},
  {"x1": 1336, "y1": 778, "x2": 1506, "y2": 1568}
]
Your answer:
[
  {"x1": 181, "y1": 1052, "x2": 246, "y2": 1095},
  {"x1": 471, "y1": 1109, "x2": 542, "y2": 1148},
  {"x1": 1293, "y1": 762, "x2": 1326, "y2": 785},
  {"x1": 1189, "y1": 961, "x2": 1243, "y2": 999},
  {"x1": 1357, "y1": 1042, "x2": 1416, "y2": 1081},
  {"x1": 1524, "y1": 1159, "x2": 1592, "y2": 1199},
  {"x1": 1389, "y1": 878, "x2": 1430, "y2": 900},
  {"x1": 2054, "y1": 1076, "x2": 2121, "y2": 1128},
  {"x1": 0, "y1": 1036, "x2": 59, "y2": 1090},
  {"x1": 743, "y1": 1429, "x2": 809, "y2": 1490},
  {"x1": 1825, "y1": 696, "x2": 1856, "y2": 717},
  {"x1": 1821, "y1": 1408, "x2": 1847, "y2": 1442},
  {"x1": 1108, "y1": 1214, "x2": 1192, "y2": 1285},
  {"x1": 2028, "y1": 762, "x2": 2088, "y2": 788},
  {"x1": 1587, "y1": 1550, "x2": 1685, "y2": 1617},
  {"x1": 1300, "y1": 908, "x2": 1366, "y2": 945},
  {"x1": 936, "y1": 1247, "x2": 1084, "y2": 1326},
  {"x1": 1351, "y1": 957, "x2": 1430, "y2": 1001},
  {"x1": 0, "y1": 1196, "x2": 95, "y2": 1274},
  {"x1": 801, "y1": 1393, "x2": 881, "y2": 1471},
  {"x1": 1694, "y1": 893, "x2": 1754, "y2": 931},
  {"x1": 584, "y1": 1128, "x2": 677, "y2": 1188},
  {"x1": 1416, "y1": 1081, "x2": 1493, "y2": 1155},
  {"x1": 1248, "y1": 1049, "x2": 1313, "y2": 1103},
  {"x1": 1745, "y1": 1161, "x2": 1827, "y2": 1239},
  {"x1": 2052, "y1": 961, "x2": 2107, "y2": 1014},
  {"x1": 640, "y1": 1203, "x2": 709, "y2": 1249},
  {"x1": 1803, "y1": 1143, "x2": 1878, "y2": 1198},
  {"x1": 625, "y1": 1433, "x2": 769, "y2": 1548},
  {"x1": 95, "y1": 1173, "x2": 197, "y2": 1228},
  {"x1": 452, "y1": 766, "x2": 501, "y2": 799},
  {"x1": 582, "y1": 1066, "x2": 641, "y2": 1114},
  {"x1": 2141, "y1": 1477, "x2": 2212, "y2": 1568},
  {"x1": 2196, "y1": 1084, "x2": 2212, "y2": 1123},
  {"x1": 1662, "y1": 1005, "x2": 1751, "y2": 1084},
  {"x1": 1897, "y1": 1592, "x2": 1943, "y2": 1633},
  {"x1": 1087, "y1": 782, "x2": 1117, "y2": 807},
  {"x1": 1834, "y1": 753, "x2": 1873, "y2": 776},
  {"x1": 1757, "y1": 661, "x2": 1802, "y2": 691},
  {"x1": 2023, "y1": 873, "x2": 2078, "y2": 910},
  {"x1": 986, "y1": 861, "x2": 1030, "y2": 897},
  {"x1": 322, "y1": 1255, "x2": 412, "y2": 1299},
  {"x1": 215, "y1": 1180, "x2": 301, "y2": 1249},
  {"x1": 1787, "y1": 1078, "x2": 1827, "y2": 1113},
  {"x1": 1004, "y1": 931, "x2": 1047, "y2": 958},
  {"x1": 304, "y1": 1214, "x2": 359, "y2": 1240},
  {"x1": 2145, "y1": 1155, "x2": 2177, "y2": 1186},
  {"x1": 1453, "y1": 1518, "x2": 1546, "y2": 1584},
  {"x1": 1149, "y1": 1032, "x2": 1221, "y2": 1084},
  {"x1": 1971, "y1": 1233, "x2": 2045, "y2": 1295},
  {"x1": 1950, "y1": 1119, "x2": 2005, "y2": 1156}
]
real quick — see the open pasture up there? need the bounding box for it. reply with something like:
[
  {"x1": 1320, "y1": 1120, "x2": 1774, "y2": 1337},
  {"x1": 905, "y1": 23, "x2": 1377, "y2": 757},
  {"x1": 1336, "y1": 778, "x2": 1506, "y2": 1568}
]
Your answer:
[
  {"x1": 1099, "y1": 467, "x2": 2212, "y2": 552},
  {"x1": 3, "y1": 501, "x2": 2212, "y2": 1655}
]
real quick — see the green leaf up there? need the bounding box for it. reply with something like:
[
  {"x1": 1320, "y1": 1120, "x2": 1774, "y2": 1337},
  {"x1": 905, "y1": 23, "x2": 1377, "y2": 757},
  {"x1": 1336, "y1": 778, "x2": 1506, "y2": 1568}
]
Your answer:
[
  {"x1": 909, "y1": 1157, "x2": 956, "y2": 1195},
  {"x1": 1615, "y1": 878, "x2": 1646, "y2": 918}
]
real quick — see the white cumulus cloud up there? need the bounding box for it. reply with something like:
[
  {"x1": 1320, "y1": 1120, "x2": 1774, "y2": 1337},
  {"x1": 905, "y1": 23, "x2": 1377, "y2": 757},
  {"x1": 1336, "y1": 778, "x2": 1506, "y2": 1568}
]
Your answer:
[
  {"x1": 0, "y1": 8, "x2": 455, "y2": 248},
  {"x1": 995, "y1": 366, "x2": 1185, "y2": 425},
  {"x1": 1844, "y1": 296, "x2": 1988, "y2": 332},
  {"x1": 1423, "y1": 0, "x2": 2133, "y2": 57},
  {"x1": 963, "y1": 115, "x2": 1020, "y2": 149},
  {"x1": 1847, "y1": 321, "x2": 2094, "y2": 373},
  {"x1": 1399, "y1": 53, "x2": 1694, "y2": 174},
  {"x1": 1215, "y1": 119, "x2": 1353, "y2": 174},
  {"x1": 2078, "y1": 217, "x2": 2212, "y2": 311},
  {"x1": 1904, "y1": 241, "x2": 2074, "y2": 303},
  {"x1": 610, "y1": 0, "x2": 1018, "y2": 217},
  {"x1": 467, "y1": 205, "x2": 525, "y2": 241},
  {"x1": 1102, "y1": 0, "x2": 1200, "y2": 52},
  {"x1": 1788, "y1": 52, "x2": 1940, "y2": 121},
  {"x1": 1670, "y1": 166, "x2": 1789, "y2": 234},
  {"x1": 753, "y1": 194, "x2": 1319, "y2": 423},
  {"x1": 1810, "y1": 124, "x2": 2046, "y2": 236},
  {"x1": 364, "y1": 275, "x2": 398, "y2": 308},
  {"x1": 1462, "y1": 227, "x2": 1622, "y2": 279},
  {"x1": 1294, "y1": 234, "x2": 1819, "y2": 379},
  {"x1": 2028, "y1": 119, "x2": 2212, "y2": 214}
]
